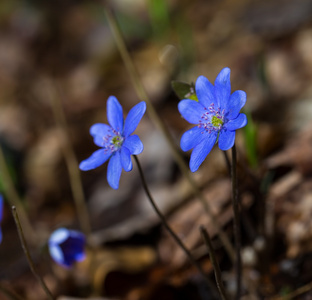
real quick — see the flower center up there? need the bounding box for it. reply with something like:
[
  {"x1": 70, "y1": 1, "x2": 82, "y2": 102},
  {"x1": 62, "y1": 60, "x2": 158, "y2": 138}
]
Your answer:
[
  {"x1": 198, "y1": 103, "x2": 225, "y2": 134},
  {"x1": 111, "y1": 135, "x2": 124, "y2": 149},
  {"x1": 211, "y1": 115, "x2": 224, "y2": 128}
]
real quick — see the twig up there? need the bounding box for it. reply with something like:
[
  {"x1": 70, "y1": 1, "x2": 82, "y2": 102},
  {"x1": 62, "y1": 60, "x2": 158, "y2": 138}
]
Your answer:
[
  {"x1": 134, "y1": 156, "x2": 218, "y2": 297},
  {"x1": 231, "y1": 145, "x2": 242, "y2": 300},
  {"x1": 46, "y1": 80, "x2": 92, "y2": 237},
  {"x1": 200, "y1": 226, "x2": 229, "y2": 300},
  {"x1": 11, "y1": 206, "x2": 55, "y2": 300},
  {"x1": 104, "y1": 6, "x2": 235, "y2": 263},
  {"x1": 0, "y1": 283, "x2": 25, "y2": 300},
  {"x1": 270, "y1": 280, "x2": 312, "y2": 300},
  {"x1": 0, "y1": 147, "x2": 36, "y2": 244}
]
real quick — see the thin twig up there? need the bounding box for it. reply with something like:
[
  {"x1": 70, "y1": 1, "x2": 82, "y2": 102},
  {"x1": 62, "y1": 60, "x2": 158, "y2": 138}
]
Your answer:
[
  {"x1": 0, "y1": 283, "x2": 25, "y2": 300},
  {"x1": 200, "y1": 226, "x2": 229, "y2": 300},
  {"x1": 231, "y1": 145, "x2": 242, "y2": 300},
  {"x1": 104, "y1": 6, "x2": 235, "y2": 263},
  {"x1": 134, "y1": 156, "x2": 218, "y2": 297},
  {"x1": 47, "y1": 80, "x2": 92, "y2": 237},
  {"x1": 270, "y1": 280, "x2": 312, "y2": 300},
  {"x1": 0, "y1": 147, "x2": 36, "y2": 244},
  {"x1": 11, "y1": 206, "x2": 55, "y2": 300}
]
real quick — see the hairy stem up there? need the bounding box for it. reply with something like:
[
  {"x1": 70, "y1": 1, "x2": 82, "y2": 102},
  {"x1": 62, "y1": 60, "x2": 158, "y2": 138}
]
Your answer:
[
  {"x1": 12, "y1": 206, "x2": 54, "y2": 300},
  {"x1": 134, "y1": 156, "x2": 218, "y2": 296},
  {"x1": 231, "y1": 145, "x2": 242, "y2": 299},
  {"x1": 200, "y1": 226, "x2": 229, "y2": 300}
]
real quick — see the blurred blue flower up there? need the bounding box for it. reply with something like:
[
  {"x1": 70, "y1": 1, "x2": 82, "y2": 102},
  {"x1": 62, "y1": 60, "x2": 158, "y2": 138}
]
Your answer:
[
  {"x1": 0, "y1": 195, "x2": 3, "y2": 244},
  {"x1": 178, "y1": 68, "x2": 247, "y2": 172},
  {"x1": 48, "y1": 228, "x2": 86, "y2": 268},
  {"x1": 79, "y1": 96, "x2": 146, "y2": 189}
]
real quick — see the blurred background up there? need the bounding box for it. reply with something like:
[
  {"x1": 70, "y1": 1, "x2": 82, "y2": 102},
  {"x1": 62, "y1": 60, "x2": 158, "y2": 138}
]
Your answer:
[{"x1": 1, "y1": 0, "x2": 312, "y2": 299}]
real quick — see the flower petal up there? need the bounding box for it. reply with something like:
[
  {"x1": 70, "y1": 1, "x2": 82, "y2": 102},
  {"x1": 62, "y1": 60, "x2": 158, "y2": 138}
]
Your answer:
[
  {"x1": 214, "y1": 68, "x2": 231, "y2": 110},
  {"x1": 226, "y1": 90, "x2": 247, "y2": 120},
  {"x1": 178, "y1": 100, "x2": 205, "y2": 124},
  {"x1": 49, "y1": 228, "x2": 86, "y2": 268},
  {"x1": 180, "y1": 126, "x2": 206, "y2": 151},
  {"x1": 218, "y1": 130, "x2": 236, "y2": 151},
  {"x1": 225, "y1": 113, "x2": 247, "y2": 131},
  {"x1": 107, "y1": 151, "x2": 122, "y2": 189},
  {"x1": 195, "y1": 75, "x2": 216, "y2": 108},
  {"x1": 123, "y1": 102, "x2": 146, "y2": 137},
  {"x1": 189, "y1": 133, "x2": 217, "y2": 172},
  {"x1": 79, "y1": 149, "x2": 111, "y2": 171},
  {"x1": 120, "y1": 146, "x2": 133, "y2": 172},
  {"x1": 123, "y1": 135, "x2": 144, "y2": 155},
  {"x1": 107, "y1": 96, "x2": 124, "y2": 132},
  {"x1": 90, "y1": 123, "x2": 112, "y2": 147}
]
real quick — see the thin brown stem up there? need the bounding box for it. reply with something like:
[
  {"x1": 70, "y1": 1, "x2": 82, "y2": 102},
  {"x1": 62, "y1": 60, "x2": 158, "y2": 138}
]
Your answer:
[
  {"x1": 104, "y1": 6, "x2": 235, "y2": 263},
  {"x1": 47, "y1": 80, "x2": 92, "y2": 236},
  {"x1": 134, "y1": 156, "x2": 218, "y2": 297},
  {"x1": 231, "y1": 145, "x2": 242, "y2": 300},
  {"x1": 200, "y1": 226, "x2": 229, "y2": 300},
  {"x1": 11, "y1": 206, "x2": 54, "y2": 300},
  {"x1": 0, "y1": 147, "x2": 36, "y2": 244},
  {"x1": 0, "y1": 283, "x2": 25, "y2": 300}
]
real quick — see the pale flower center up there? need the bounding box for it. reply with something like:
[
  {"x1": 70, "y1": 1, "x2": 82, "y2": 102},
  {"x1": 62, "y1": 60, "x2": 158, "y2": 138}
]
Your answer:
[{"x1": 198, "y1": 103, "x2": 225, "y2": 134}]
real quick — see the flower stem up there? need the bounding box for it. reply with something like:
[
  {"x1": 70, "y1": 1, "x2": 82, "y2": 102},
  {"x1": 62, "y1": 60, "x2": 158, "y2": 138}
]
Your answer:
[
  {"x1": 104, "y1": 6, "x2": 235, "y2": 263},
  {"x1": 133, "y1": 156, "x2": 218, "y2": 296},
  {"x1": 0, "y1": 147, "x2": 36, "y2": 244},
  {"x1": 11, "y1": 206, "x2": 55, "y2": 300},
  {"x1": 47, "y1": 80, "x2": 92, "y2": 237},
  {"x1": 231, "y1": 145, "x2": 242, "y2": 300},
  {"x1": 200, "y1": 226, "x2": 229, "y2": 300},
  {"x1": 0, "y1": 283, "x2": 24, "y2": 300}
]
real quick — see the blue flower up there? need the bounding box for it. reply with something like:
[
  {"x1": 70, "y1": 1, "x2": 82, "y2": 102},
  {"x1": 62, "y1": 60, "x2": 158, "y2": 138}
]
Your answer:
[
  {"x1": 178, "y1": 68, "x2": 247, "y2": 172},
  {"x1": 0, "y1": 195, "x2": 3, "y2": 244},
  {"x1": 48, "y1": 228, "x2": 86, "y2": 268},
  {"x1": 79, "y1": 96, "x2": 146, "y2": 189}
]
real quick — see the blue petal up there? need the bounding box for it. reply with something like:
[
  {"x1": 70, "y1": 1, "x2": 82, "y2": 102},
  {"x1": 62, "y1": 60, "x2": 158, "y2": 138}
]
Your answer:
[
  {"x1": 226, "y1": 91, "x2": 247, "y2": 120},
  {"x1": 123, "y1": 135, "x2": 143, "y2": 155},
  {"x1": 107, "y1": 151, "x2": 122, "y2": 189},
  {"x1": 0, "y1": 194, "x2": 3, "y2": 222},
  {"x1": 90, "y1": 123, "x2": 112, "y2": 147},
  {"x1": 49, "y1": 228, "x2": 86, "y2": 267},
  {"x1": 178, "y1": 100, "x2": 205, "y2": 124},
  {"x1": 218, "y1": 130, "x2": 236, "y2": 151},
  {"x1": 180, "y1": 126, "x2": 206, "y2": 151},
  {"x1": 189, "y1": 133, "x2": 217, "y2": 172},
  {"x1": 195, "y1": 76, "x2": 216, "y2": 108},
  {"x1": 79, "y1": 149, "x2": 112, "y2": 171},
  {"x1": 225, "y1": 113, "x2": 247, "y2": 131},
  {"x1": 107, "y1": 96, "x2": 124, "y2": 133},
  {"x1": 120, "y1": 146, "x2": 133, "y2": 172},
  {"x1": 214, "y1": 68, "x2": 231, "y2": 110},
  {"x1": 123, "y1": 102, "x2": 146, "y2": 137}
]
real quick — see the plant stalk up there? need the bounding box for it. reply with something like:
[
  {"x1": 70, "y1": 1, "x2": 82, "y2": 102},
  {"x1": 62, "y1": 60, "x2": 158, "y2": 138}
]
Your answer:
[
  {"x1": 231, "y1": 145, "x2": 242, "y2": 300},
  {"x1": 200, "y1": 226, "x2": 229, "y2": 300},
  {"x1": 134, "y1": 156, "x2": 218, "y2": 297},
  {"x1": 12, "y1": 206, "x2": 54, "y2": 300}
]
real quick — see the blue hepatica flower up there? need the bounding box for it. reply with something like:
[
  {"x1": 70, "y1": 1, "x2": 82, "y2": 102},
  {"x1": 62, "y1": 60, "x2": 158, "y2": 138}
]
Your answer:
[
  {"x1": 48, "y1": 228, "x2": 86, "y2": 268},
  {"x1": 79, "y1": 96, "x2": 146, "y2": 189},
  {"x1": 0, "y1": 194, "x2": 3, "y2": 244},
  {"x1": 178, "y1": 67, "x2": 247, "y2": 172}
]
